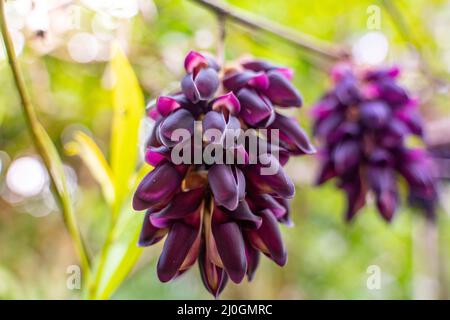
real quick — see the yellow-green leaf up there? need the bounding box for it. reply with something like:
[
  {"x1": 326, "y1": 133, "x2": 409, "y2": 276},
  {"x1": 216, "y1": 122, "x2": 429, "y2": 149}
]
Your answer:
[
  {"x1": 65, "y1": 131, "x2": 115, "y2": 206},
  {"x1": 109, "y1": 43, "x2": 145, "y2": 217}
]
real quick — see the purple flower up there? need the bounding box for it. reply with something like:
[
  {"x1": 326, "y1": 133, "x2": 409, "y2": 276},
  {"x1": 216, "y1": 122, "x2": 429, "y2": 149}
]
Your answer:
[
  {"x1": 133, "y1": 51, "x2": 314, "y2": 297},
  {"x1": 313, "y1": 64, "x2": 438, "y2": 221}
]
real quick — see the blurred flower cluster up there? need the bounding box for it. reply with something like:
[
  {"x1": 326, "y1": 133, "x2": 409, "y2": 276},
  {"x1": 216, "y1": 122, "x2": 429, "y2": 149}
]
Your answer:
[
  {"x1": 313, "y1": 64, "x2": 438, "y2": 221},
  {"x1": 133, "y1": 51, "x2": 314, "y2": 297}
]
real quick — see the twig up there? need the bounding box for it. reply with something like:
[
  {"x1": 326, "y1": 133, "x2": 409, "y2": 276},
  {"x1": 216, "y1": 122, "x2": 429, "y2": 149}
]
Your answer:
[
  {"x1": 0, "y1": 0, "x2": 90, "y2": 277},
  {"x1": 189, "y1": 0, "x2": 347, "y2": 61},
  {"x1": 216, "y1": 12, "x2": 226, "y2": 66}
]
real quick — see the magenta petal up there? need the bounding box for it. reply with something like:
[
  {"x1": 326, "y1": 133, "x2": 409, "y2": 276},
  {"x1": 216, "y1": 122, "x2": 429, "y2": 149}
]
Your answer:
[
  {"x1": 211, "y1": 92, "x2": 241, "y2": 115},
  {"x1": 247, "y1": 209, "x2": 287, "y2": 266},
  {"x1": 212, "y1": 221, "x2": 247, "y2": 283},
  {"x1": 157, "y1": 222, "x2": 198, "y2": 282},
  {"x1": 184, "y1": 50, "x2": 208, "y2": 73},
  {"x1": 138, "y1": 212, "x2": 168, "y2": 247},
  {"x1": 248, "y1": 72, "x2": 270, "y2": 90},
  {"x1": 209, "y1": 164, "x2": 244, "y2": 211},
  {"x1": 145, "y1": 146, "x2": 170, "y2": 166},
  {"x1": 156, "y1": 96, "x2": 181, "y2": 117},
  {"x1": 237, "y1": 88, "x2": 274, "y2": 127},
  {"x1": 133, "y1": 162, "x2": 182, "y2": 211},
  {"x1": 264, "y1": 70, "x2": 302, "y2": 107}
]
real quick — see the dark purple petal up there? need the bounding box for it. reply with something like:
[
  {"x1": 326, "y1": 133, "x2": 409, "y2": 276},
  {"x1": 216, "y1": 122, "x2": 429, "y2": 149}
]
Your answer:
[
  {"x1": 263, "y1": 70, "x2": 302, "y2": 107},
  {"x1": 332, "y1": 140, "x2": 361, "y2": 174},
  {"x1": 247, "y1": 194, "x2": 286, "y2": 219},
  {"x1": 138, "y1": 212, "x2": 168, "y2": 247},
  {"x1": 158, "y1": 108, "x2": 195, "y2": 147},
  {"x1": 208, "y1": 164, "x2": 245, "y2": 211},
  {"x1": 223, "y1": 71, "x2": 269, "y2": 91},
  {"x1": 245, "y1": 154, "x2": 295, "y2": 198},
  {"x1": 244, "y1": 240, "x2": 260, "y2": 281},
  {"x1": 194, "y1": 67, "x2": 220, "y2": 100},
  {"x1": 150, "y1": 188, "x2": 205, "y2": 228},
  {"x1": 376, "y1": 79, "x2": 409, "y2": 106},
  {"x1": 335, "y1": 74, "x2": 361, "y2": 105},
  {"x1": 269, "y1": 113, "x2": 316, "y2": 154},
  {"x1": 316, "y1": 158, "x2": 337, "y2": 185},
  {"x1": 212, "y1": 221, "x2": 247, "y2": 283},
  {"x1": 340, "y1": 173, "x2": 367, "y2": 221},
  {"x1": 246, "y1": 209, "x2": 287, "y2": 266},
  {"x1": 360, "y1": 100, "x2": 391, "y2": 129},
  {"x1": 367, "y1": 166, "x2": 398, "y2": 221},
  {"x1": 237, "y1": 88, "x2": 274, "y2": 127},
  {"x1": 157, "y1": 222, "x2": 198, "y2": 282},
  {"x1": 217, "y1": 200, "x2": 262, "y2": 230},
  {"x1": 198, "y1": 246, "x2": 228, "y2": 298},
  {"x1": 181, "y1": 74, "x2": 200, "y2": 103},
  {"x1": 133, "y1": 162, "x2": 182, "y2": 211}
]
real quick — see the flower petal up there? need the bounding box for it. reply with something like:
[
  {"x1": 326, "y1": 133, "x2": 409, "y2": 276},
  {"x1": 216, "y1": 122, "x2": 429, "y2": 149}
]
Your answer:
[
  {"x1": 211, "y1": 92, "x2": 241, "y2": 115},
  {"x1": 208, "y1": 164, "x2": 245, "y2": 211},
  {"x1": 212, "y1": 220, "x2": 247, "y2": 283},
  {"x1": 133, "y1": 162, "x2": 183, "y2": 211},
  {"x1": 264, "y1": 70, "x2": 302, "y2": 107},
  {"x1": 157, "y1": 222, "x2": 198, "y2": 282},
  {"x1": 246, "y1": 209, "x2": 287, "y2": 266},
  {"x1": 237, "y1": 88, "x2": 274, "y2": 127},
  {"x1": 138, "y1": 212, "x2": 168, "y2": 247}
]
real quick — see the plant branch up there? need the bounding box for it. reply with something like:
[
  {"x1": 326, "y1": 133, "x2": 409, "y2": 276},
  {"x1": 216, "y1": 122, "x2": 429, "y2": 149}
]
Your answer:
[
  {"x1": 0, "y1": 0, "x2": 90, "y2": 277},
  {"x1": 189, "y1": 0, "x2": 347, "y2": 61}
]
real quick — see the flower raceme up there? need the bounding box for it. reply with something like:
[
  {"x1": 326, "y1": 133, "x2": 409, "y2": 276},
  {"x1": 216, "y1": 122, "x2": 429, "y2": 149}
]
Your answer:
[
  {"x1": 133, "y1": 51, "x2": 314, "y2": 297},
  {"x1": 312, "y1": 64, "x2": 438, "y2": 221}
]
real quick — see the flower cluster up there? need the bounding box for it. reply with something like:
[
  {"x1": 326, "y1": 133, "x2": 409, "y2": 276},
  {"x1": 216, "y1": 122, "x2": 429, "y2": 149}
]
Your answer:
[
  {"x1": 312, "y1": 64, "x2": 438, "y2": 221},
  {"x1": 133, "y1": 51, "x2": 314, "y2": 297}
]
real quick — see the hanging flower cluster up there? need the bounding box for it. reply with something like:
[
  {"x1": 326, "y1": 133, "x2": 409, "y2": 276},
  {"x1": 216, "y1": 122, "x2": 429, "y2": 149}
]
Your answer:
[
  {"x1": 133, "y1": 51, "x2": 315, "y2": 297},
  {"x1": 312, "y1": 64, "x2": 438, "y2": 221}
]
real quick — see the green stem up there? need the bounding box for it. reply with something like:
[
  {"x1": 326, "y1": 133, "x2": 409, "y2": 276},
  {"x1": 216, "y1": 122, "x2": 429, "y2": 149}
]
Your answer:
[
  {"x1": 190, "y1": 0, "x2": 348, "y2": 61},
  {"x1": 0, "y1": 0, "x2": 90, "y2": 279}
]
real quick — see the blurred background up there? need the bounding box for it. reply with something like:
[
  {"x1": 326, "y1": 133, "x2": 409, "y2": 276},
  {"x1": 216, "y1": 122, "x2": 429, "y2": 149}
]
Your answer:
[{"x1": 0, "y1": 0, "x2": 449, "y2": 299}]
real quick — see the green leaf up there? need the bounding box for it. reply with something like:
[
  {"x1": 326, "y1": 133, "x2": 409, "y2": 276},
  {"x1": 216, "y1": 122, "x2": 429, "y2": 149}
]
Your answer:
[
  {"x1": 65, "y1": 131, "x2": 115, "y2": 206},
  {"x1": 92, "y1": 164, "x2": 152, "y2": 299},
  {"x1": 95, "y1": 212, "x2": 144, "y2": 299},
  {"x1": 109, "y1": 44, "x2": 145, "y2": 218}
]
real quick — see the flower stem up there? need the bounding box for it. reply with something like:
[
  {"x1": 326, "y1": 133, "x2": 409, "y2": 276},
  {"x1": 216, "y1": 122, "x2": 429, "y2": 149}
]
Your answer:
[
  {"x1": 0, "y1": 0, "x2": 90, "y2": 279},
  {"x1": 190, "y1": 0, "x2": 348, "y2": 61}
]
